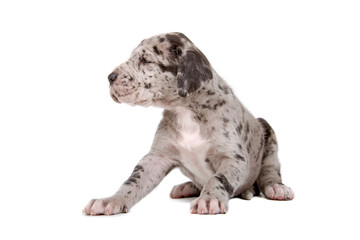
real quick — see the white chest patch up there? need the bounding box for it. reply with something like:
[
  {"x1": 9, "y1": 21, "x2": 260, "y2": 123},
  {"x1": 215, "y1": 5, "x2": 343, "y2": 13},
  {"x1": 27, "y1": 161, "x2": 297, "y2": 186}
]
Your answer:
[{"x1": 173, "y1": 107, "x2": 214, "y2": 185}]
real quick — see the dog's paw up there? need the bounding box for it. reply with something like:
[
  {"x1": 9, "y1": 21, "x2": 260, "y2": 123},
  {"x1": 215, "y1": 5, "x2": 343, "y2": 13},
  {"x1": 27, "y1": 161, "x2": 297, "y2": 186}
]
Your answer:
[
  {"x1": 83, "y1": 196, "x2": 129, "y2": 216},
  {"x1": 240, "y1": 189, "x2": 254, "y2": 200},
  {"x1": 190, "y1": 197, "x2": 228, "y2": 215},
  {"x1": 170, "y1": 181, "x2": 200, "y2": 199},
  {"x1": 264, "y1": 183, "x2": 294, "y2": 200}
]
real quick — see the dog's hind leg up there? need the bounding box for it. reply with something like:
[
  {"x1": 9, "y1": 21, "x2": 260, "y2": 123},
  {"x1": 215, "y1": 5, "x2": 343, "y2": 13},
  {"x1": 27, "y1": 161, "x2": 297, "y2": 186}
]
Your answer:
[
  {"x1": 257, "y1": 118, "x2": 294, "y2": 200},
  {"x1": 170, "y1": 181, "x2": 200, "y2": 199}
]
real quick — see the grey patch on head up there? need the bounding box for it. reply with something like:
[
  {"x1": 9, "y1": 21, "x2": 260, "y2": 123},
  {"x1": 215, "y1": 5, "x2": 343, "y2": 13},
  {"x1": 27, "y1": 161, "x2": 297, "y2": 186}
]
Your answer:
[
  {"x1": 177, "y1": 49, "x2": 213, "y2": 97},
  {"x1": 166, "y1": 34, "x2": 184, "y2": 48},
  {"x1": 165, "y1": 34, "x2": 184, "y2": 61},
  {"x1": 215, "y1": 174, "x2": 234, "y2": 196}
]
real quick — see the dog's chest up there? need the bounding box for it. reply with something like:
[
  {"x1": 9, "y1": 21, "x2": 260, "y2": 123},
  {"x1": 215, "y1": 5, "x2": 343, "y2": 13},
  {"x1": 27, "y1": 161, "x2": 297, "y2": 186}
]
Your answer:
[{"x1": 174, "y1": 108, "x2": 214, "y2": 184}]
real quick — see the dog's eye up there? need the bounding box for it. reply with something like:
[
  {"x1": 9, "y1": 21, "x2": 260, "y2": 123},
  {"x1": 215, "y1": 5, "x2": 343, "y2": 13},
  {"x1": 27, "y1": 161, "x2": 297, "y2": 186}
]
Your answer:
[{"x1": 140, "y1": 56, "x2": 152, "y2": 64}]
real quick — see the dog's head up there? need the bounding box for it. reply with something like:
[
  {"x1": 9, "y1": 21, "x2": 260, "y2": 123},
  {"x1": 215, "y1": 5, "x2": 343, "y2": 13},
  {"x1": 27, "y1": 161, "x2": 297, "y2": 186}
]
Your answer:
[{"x1": 109, "y1": 32, "x2": 213, "y2": 107}]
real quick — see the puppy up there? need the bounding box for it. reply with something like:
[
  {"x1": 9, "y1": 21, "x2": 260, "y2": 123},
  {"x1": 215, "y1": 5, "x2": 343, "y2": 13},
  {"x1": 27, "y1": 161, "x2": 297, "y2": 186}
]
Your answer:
[{"x1": 83, "y1": 32, "x2": 294, "y2": 215}]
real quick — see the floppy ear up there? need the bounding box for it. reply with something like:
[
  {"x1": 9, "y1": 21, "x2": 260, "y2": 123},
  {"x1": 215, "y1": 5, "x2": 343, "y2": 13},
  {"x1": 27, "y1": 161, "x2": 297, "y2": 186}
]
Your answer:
[{"x1": 177, "y1": 49, "x2": 213, "y2": 97}]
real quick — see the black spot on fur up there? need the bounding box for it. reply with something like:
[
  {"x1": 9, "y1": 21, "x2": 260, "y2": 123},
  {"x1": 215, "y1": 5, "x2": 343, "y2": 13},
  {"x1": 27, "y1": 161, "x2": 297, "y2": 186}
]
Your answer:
[
  {"x1": 170, "y1": 44, "x2": 182, "y2": 57},
  {"x1": 244, "y1": 134, "x2": 248, "y2": 142},
  {"x1": 144, "y1": 83, "x2": 152, "y2": 89},
  {"x1": 258, "y1": 118, "x2": 272, "y2": 142},
  {"x1": 153, "y1": 46, "x2": 161, "y2": 55},
  {"x1": 247, "y1": 142, "x2": 252, "y2": 153},
  {"x1": 159, "y1": 63, "x2": 178, "y2": 76},
  {"x1": 207, "y1": 90, "x2": 215, "y2": 95},
  {"x1": 200, "y1": 100, "x2": 226, "y2": 111},
  {"x1": 205, "y1": 158, "x2": 210, "y2": 163},
  {"x1": 218, "y1": 100, "x2": 226, "y2": 107},
  {"x1": 215, "y1": 174, "x2": 234, "y2": 196},
  {"x1": 245, "y1": 122, "x2": 250, "y2": 135},
  {"x1": 159, "y1": 37, "x2": 165, "y2": 43},
  {"x1": 195, "y1": 113, "x2": 207, "y2": 123},
  {"x1": 258, "y1": 118, "x2": 277, "y2": 163},
  {"x1": 134, "y1": 165, "x2": 144, "y2": 172},
  {"x1": 124, "y1": 178, "x2": 137, "y2": 185},
  {"x1": 124, "y1": 164, "x2": 144, "y2": 185},
  {"x1": 223, "y1": 118, "x2": 229, "y2": 124},
  {"x1": 235, "y1": 154, "x2": 245, "y2": 162}
]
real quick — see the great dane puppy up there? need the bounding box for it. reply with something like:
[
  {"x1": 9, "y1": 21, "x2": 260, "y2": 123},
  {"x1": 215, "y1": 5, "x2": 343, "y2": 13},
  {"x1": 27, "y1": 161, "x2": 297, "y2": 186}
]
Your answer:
[{"x1": 83, "y1": 32, "x2": 294, "y2": 215}]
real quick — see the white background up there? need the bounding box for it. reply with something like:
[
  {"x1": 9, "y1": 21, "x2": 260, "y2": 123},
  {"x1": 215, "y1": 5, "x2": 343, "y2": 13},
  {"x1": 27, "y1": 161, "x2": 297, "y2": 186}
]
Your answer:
[{"x1": 1, "y1": 0, "x2": 359, "y2": 239}]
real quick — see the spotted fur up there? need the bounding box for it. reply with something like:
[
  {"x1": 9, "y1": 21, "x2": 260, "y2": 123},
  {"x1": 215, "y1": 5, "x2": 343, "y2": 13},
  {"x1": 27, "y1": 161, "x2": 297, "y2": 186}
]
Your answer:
[{"x1": 83, "y1": 32, "x2": 294, "y2": 216}]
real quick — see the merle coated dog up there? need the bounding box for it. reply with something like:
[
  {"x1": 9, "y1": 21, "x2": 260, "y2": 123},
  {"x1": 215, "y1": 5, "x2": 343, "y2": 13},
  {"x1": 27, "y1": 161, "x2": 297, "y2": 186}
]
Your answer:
[{"x1": 83, "y1": 32, "x2": 294, "y2": 215}]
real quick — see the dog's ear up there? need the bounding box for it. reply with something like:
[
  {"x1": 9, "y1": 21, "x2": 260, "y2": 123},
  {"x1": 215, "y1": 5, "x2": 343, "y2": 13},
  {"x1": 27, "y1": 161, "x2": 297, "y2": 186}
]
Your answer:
[{"x1": 177, "y1": 49, "x2": 213, "y2": 97}]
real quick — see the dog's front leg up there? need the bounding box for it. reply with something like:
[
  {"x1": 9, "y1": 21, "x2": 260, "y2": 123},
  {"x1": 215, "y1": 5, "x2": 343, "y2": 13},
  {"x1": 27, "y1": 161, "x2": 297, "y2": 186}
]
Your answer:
[
  {"x1": 190, "y1": 158, "x2": 249, "y2": 215},
  {"x1": 83, "y1": 154, "x2": 174, "y2": 215}
]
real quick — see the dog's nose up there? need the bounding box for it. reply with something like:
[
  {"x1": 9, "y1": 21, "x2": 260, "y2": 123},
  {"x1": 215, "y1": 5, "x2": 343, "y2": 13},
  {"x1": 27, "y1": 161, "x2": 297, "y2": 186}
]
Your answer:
[{"x1": 108, "y1": 72, "x2": 118, "y2": 84}]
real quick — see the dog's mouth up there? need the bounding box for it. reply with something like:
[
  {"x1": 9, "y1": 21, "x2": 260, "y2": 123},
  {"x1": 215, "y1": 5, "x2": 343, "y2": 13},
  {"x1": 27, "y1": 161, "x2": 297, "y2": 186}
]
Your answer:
[
  {"x1": 111, "y1": 93, "x2": 121, "y2": 103},
  {"x1": 110, "y1": 86, "x2": 134, "y2": 103},
  {"x1": 110, "y1": 90, "x2": 152, "y2": 107}
]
